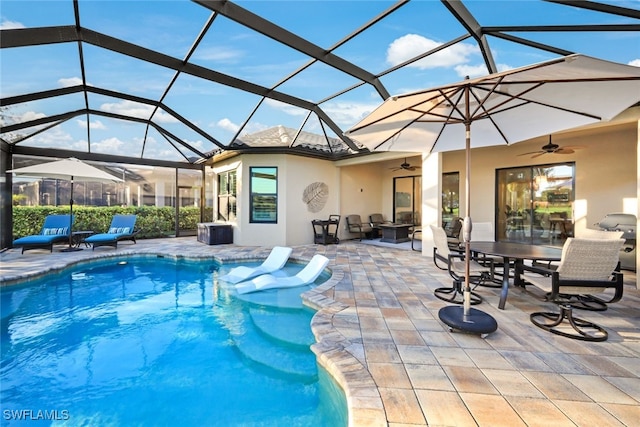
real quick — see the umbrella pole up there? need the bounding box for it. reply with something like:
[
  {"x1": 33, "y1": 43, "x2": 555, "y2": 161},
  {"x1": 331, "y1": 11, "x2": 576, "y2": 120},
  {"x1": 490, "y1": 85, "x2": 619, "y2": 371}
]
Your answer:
[
  {"x1": 61, "y1": 176, "x2": 82, "y2": 252},
  {"x1": 438, "y1": 86, "x2": 497, "y2": 336},
  {"x1": 463, "y1": 119, "x2": 472, "y2": 317}
]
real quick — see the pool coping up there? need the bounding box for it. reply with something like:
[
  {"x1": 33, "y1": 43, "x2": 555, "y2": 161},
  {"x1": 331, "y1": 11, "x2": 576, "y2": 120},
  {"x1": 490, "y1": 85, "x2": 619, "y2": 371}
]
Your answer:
[{"x1": 303, "y1": 271, "x2": 387, "y2": 427}]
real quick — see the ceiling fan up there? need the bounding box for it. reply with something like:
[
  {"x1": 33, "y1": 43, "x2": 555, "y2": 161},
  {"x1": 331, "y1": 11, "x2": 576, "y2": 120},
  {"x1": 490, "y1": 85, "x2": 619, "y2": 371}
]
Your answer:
[
  {"x1": 518, "y1": 136, "x2": 584, "y2": 159},
  {"x1": 390, "y1": 158, "x2": 421, "y2": 171}
]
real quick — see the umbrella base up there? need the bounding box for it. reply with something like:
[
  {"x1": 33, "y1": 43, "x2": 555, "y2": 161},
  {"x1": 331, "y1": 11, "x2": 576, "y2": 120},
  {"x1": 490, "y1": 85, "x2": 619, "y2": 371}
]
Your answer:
[
  {"x1": 61, "y1": 247, "x2": 83, "y2": 253},
  {"x1": 439, "y1": 305, "x2": 498, "y2": 337}
]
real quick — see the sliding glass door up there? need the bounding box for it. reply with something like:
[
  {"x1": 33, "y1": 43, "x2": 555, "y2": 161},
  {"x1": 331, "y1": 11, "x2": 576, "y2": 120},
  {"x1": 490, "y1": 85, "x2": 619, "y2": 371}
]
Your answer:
[
  {"x1": 393, "y1": 176, "x2": 422, "y2": 226},
  {"x1": 496, "y1": 163, "x2": 575, "y2": 245}
]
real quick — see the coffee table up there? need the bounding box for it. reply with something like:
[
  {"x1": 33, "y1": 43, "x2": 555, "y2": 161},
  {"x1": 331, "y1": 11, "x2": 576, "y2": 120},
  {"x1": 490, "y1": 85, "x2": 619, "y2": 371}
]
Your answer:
[
  {"x1": 470, "y1": 241, "x2": 562, "y2": 309},
  {"x1": 379, "y1": 224, "x2": 412, "y2": 243}
]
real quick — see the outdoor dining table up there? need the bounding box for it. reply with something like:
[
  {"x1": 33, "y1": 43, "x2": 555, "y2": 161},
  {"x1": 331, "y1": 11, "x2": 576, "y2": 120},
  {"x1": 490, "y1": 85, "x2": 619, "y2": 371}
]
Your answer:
[{"x1": 469, "y1": 241, "x2": 562, "y2": 309}]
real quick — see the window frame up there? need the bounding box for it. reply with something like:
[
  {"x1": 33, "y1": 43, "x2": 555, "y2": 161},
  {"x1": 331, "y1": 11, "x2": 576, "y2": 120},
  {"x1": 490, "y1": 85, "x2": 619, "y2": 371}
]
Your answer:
[
  {"x1": 249, "y1": 166, "x2": 278, "y2": 224},
  {"x1": 217, "y1": 169, "x2": 237, "y2": 223}
]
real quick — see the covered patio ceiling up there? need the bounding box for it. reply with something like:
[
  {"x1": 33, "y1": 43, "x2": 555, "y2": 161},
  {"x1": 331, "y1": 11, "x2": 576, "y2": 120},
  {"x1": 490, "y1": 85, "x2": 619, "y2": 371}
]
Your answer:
[{"x1": 1, "y1": 0, "x2": 639, "y2": 168}]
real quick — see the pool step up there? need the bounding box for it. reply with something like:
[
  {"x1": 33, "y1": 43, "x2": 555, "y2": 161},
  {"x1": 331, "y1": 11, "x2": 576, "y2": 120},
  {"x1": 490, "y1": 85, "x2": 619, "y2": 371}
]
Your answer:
[
  {"x1": 231, "y1": 319, "x2": 318, "y2": 382},
  {"x1": 249, "y1": 307, "x2": 315, "y2": 348},
  {"x1": 236, "y1": 286, "x2": 309, "y2": 310}
]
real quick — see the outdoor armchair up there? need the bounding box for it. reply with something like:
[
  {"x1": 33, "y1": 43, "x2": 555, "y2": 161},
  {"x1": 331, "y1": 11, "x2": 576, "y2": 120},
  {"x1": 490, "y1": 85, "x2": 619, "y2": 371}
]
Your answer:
[
  {"x1": 369, "y1": 213, "x2": 392, "y2": 228},
  {"x1": 524, "y1": 237, "x2": 625, "y2": 341},
  {"x1": 470, "y1": 222, "x2": 508, "y2": 287},
  {"x1": 12, "y1": 214, "x2": 75, "y2": 253},
  {"x1": 346, "y1": 214, "x2": 374, "y2": 240},
  {"x1": 430, "y1": 225, "x2": 493, "y2": 305},
  {"x1": 444, "y1": 217, "x2": 463, "y2": 249}
]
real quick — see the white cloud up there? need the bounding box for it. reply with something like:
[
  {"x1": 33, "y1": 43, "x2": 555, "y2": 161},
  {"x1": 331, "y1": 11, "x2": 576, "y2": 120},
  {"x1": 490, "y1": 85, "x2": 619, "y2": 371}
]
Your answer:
[
  {"x1": 454, "y1": 63, "x2": 488, "y2": 79},
  {"x1": 58, "y1": 77, "x2": 85, "y2": 87},
  {"x1": 76, "y1": 119, "x2": 107, "y2": 130},
  {"x1": 99, "y1": 100, "x2": 178, "y2": 123},
  {"x1": 496, "y1": 63, "x2": 514, "y2": 73},
  {"x1": 0, "y1": 110, "x2": 42, "y2": 129},
  {"x1": 321, "y1": 100, "x2": 381, "y2": 128},
  {"x1": 194, "y1": 46, "x2": 244, "y2": 63},
  {"x1": 629, "y1": 59, "x2": 640, "y2": 67},
  {"x1": 0, "y1": 19, "x2": 25, "y2": 29},
  {"x1": 91, "y1": 136, "x2": 125, "y2": 152},
  {"x1": 242, "y1": 122, "x2": 269, "y2": 135},
  {"x1": 184, "y1": 138, "x2": 204, "y2": 149},
  {"x1": 264, "y1": 98, "x2": 307, "y2": 116},
  {"x1": 17, "y1": 111, "x2": 47, "y2": 123},
  {"x1": 28, "y1": 127, "x2": 80, "y2": 150},
  {"x1": 215, "y1": 118, "x2": 240, "y2": 133},
  {"x1": 386, "y1": 34, "x2": 480, "y2": 70}
]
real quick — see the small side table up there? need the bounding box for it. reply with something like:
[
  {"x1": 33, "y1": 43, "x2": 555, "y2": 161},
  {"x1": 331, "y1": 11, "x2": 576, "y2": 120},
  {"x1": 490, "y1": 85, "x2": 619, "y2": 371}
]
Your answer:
[{"x1": 72, "y1": 231, "x2": 94, "y2": 248}]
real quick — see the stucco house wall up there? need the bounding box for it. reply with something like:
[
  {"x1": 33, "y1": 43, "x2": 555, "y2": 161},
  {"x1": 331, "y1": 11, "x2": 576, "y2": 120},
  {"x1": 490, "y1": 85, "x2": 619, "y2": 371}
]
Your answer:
[
  {"x1": 338, "y1": 162, "x2": 384, "y2": 241},
  {"x1": 213, "y1": 153, "x2": 341, "y2": 246},
  {"x1": 440, "y1": 121, "x2": 637, "y2": 233},
  {"x1": 212, "y1": 120, "x2": 638, "y2": 275}
]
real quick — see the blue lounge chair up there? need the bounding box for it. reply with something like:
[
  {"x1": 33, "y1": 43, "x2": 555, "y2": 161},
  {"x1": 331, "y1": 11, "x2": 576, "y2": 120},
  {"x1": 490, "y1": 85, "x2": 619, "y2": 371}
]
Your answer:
[
  {"x1": 85, "y1": 214, "x2": 138, "y2": 250},
  {"x1": 219, "y1": 246, "x2": 293, "y2": 284},
  {"x1": 235, "y1": 254, "x2": 329, "y2": 295},
  {"x1": 12, "y1": 214, "x2": 74, "y2": 253}
]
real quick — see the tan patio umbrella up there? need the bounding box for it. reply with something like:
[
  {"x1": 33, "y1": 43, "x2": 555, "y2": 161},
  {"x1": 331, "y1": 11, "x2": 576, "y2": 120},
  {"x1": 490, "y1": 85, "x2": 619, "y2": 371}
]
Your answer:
[
  {"x1": 345, "y1": 54, "x2": 640, "y2": 335},
  {"x1": 9, "y1": 157, "x2": 123, "y2": 252}
]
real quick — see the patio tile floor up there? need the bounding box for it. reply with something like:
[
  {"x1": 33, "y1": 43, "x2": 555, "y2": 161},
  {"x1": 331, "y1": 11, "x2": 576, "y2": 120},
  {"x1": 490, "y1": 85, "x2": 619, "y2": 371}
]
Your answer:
[{"x1": 1, "y1": 237, "x2": 638, "y2": 426}]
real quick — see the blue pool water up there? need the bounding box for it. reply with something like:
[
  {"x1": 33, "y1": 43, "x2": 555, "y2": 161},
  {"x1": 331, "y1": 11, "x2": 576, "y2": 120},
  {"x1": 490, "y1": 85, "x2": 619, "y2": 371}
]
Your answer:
[{"x1": 0, "y1": 256, "x2": 347, "y2": 426}]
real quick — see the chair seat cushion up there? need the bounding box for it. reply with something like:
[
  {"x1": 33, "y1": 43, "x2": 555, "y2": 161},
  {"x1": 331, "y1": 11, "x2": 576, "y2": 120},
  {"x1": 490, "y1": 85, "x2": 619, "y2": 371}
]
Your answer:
[
  {"x1": 14, "y1": 234, "x2": 67, "y2": 245},
  {"x1": 85, "y1": 233, "x2": 124, "y2": 243}
]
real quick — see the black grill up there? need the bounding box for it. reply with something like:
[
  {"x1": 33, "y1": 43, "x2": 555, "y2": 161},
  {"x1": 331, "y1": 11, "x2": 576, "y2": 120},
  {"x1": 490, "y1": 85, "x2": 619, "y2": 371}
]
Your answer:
[{"x1": 597, "y1": 213, "x2": 636, "y2": 270}]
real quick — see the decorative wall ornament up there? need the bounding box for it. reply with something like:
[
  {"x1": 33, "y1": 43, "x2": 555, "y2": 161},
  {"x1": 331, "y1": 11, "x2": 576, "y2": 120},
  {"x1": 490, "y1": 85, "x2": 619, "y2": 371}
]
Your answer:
[{"x1": 302, "y1": 182, "x2": 329, "y2": 213}]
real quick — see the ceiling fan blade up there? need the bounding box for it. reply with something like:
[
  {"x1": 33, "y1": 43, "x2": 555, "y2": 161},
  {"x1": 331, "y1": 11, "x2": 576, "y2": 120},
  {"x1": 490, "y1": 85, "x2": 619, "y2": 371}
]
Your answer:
[
  {"x1": 531, "y1": 152, "x2": 546, "y2": 159},
  {"x1": 555, "y1": 148, "x2": 575, "y2": 154},
  {"x1": 518, "y1": 151, "x2": 542, "y2": 157}
]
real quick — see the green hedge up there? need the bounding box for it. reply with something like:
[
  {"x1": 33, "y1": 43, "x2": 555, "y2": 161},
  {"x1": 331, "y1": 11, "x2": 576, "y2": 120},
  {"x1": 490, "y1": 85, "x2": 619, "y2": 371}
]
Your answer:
[{"x1": 12, "y1": 206, "x2": 207, "y2": 239}]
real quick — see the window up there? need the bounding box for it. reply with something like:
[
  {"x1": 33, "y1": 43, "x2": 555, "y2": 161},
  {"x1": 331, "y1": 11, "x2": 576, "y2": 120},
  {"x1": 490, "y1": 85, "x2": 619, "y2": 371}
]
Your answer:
[
  {"x1": 217, "y1": 170, "x2": 237, "y2": 222},
  {"x1": 442, "y1": 172, "x2": 459, "y2": 225},
  {"x1": 250, "y1": 167, "x2": 277, "y2": 223}
]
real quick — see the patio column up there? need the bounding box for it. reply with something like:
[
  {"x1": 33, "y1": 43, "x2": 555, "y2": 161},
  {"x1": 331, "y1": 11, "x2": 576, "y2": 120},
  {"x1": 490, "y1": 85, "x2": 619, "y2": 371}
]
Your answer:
[
  {"x1": 421, "y1": 152, "x2": 441, "y2": 255},
  {"x1": 636, "y1": 119, "x2": 640, "y2": 289},
  {"x1": 0, "y1": 143, "x2": 13, "y2": 248}
]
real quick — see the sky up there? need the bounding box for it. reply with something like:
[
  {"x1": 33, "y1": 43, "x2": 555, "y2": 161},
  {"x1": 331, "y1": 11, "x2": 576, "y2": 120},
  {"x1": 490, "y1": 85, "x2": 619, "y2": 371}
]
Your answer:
[{"x1": 1, "y1": 0, "x2": 639, "y2": 162}]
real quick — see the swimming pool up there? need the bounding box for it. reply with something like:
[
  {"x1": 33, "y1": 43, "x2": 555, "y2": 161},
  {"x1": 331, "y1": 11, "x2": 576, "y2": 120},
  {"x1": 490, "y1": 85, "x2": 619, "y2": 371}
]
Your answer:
[{"x1": 1, "y1": 256, "x2": 347, "y2": 426}]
